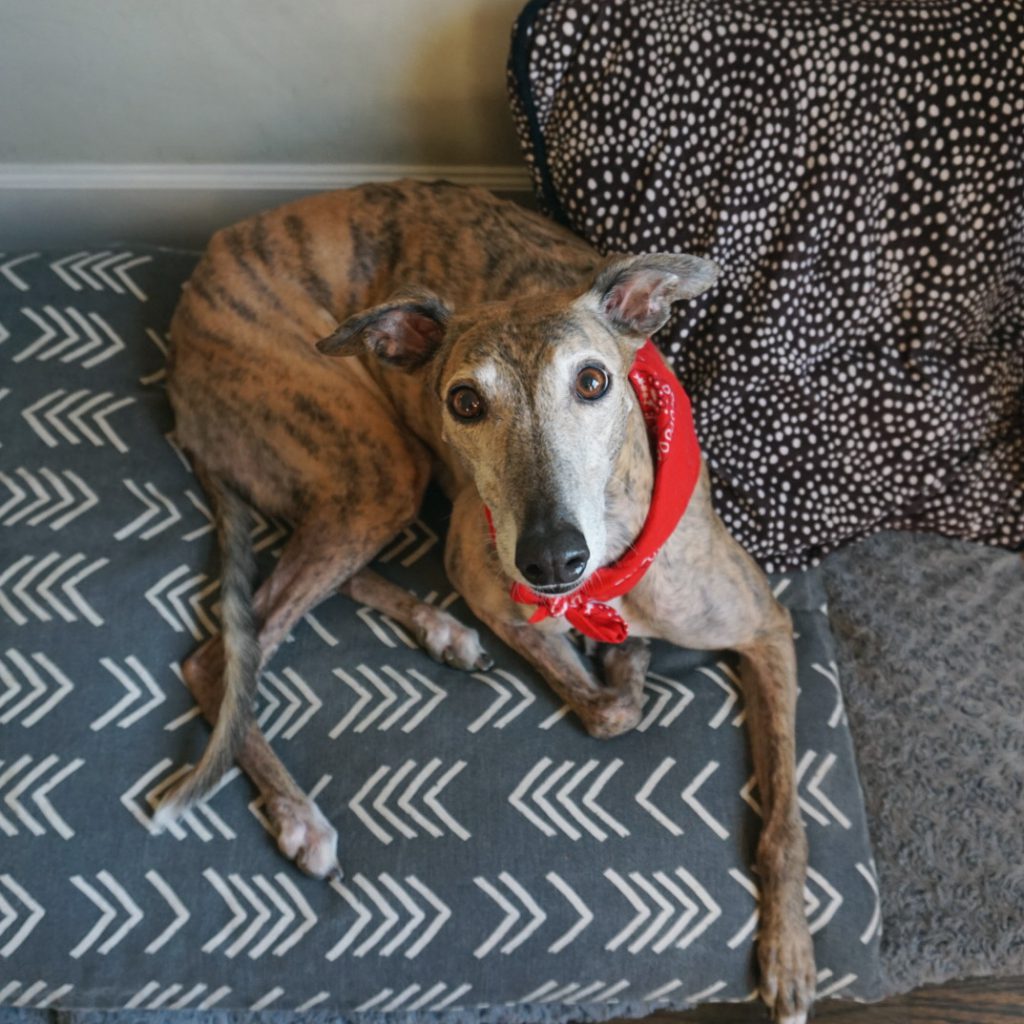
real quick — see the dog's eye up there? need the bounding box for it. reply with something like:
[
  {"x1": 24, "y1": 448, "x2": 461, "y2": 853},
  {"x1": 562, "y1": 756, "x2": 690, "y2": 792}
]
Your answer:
[
  {"x1": 575, "y1": 366, "x2": 609, "y2": 401},
  {"x1": 448, "y1": 385, "x2": 485, "y2": 421}
]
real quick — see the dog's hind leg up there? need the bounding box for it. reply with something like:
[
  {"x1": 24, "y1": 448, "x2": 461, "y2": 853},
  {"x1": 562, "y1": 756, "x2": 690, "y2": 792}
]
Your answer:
[
  {"x1": 181, "y1": 633, "x2": 340, "y2": 878},
  {"x1": 734, "y1": 612, "x2": 815, "y2": 1024},
  {"x1": 180, "y1": 513, "x2": 425, "y2": 877},
  {"x1": 340, "y1": 569, "x2": 493, "y2": 671}
]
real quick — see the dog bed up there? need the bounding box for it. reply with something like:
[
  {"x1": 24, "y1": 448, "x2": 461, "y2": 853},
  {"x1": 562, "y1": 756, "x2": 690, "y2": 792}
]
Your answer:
[
  {"x1": 508, "y1": 0, "x2": 1024, "y2": 572},
  {"x1": 0, "y1": 246, "x2": 880, "y2": 1017}
]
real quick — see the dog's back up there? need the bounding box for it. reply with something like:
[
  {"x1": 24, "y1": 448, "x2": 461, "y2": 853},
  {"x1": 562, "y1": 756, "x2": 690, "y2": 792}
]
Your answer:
[{"x1": 168, "y1": 180, "x2": 597, "y2": 518}]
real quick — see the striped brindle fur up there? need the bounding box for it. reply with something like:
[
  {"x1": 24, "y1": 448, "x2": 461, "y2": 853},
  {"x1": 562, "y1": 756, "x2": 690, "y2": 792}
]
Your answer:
[{"x1": 162, "y1": 181, "x2": 814, "y2": 1023}]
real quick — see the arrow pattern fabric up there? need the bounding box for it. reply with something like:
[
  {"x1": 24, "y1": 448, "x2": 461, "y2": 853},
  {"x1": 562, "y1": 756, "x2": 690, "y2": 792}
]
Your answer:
[{"x1": 0, "y1": 247, "x2": 881, "y2": 1017}]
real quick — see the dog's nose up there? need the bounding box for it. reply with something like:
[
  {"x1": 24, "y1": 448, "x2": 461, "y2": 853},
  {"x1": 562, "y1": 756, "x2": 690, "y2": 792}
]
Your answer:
[{"x1": 515, "y1": 524, "x2": 589, "y2": 588}]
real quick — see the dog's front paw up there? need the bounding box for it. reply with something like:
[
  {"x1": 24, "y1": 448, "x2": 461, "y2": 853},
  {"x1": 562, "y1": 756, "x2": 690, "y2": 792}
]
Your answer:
[
  {"x1": 268, "y1": 795, "x2": 340, "y2": 880},
  {"x1": 581, "y1": 695, "x2": 643, "y2": 738},
  {"x1": 758, "y1": 914, "x2": 816, "y2": 1023},
  {"x1": 411, "y1": 605, "x2": 492, "y2": 671}
]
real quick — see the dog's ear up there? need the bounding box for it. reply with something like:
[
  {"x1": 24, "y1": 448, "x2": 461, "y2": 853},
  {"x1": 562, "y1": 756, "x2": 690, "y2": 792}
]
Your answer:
[
  {"x1": 316, "y1": 288, "x2": 450, "y2": 370},
  {"x1": 587, "y1": 253, "x2": 720, "y2": 339}
]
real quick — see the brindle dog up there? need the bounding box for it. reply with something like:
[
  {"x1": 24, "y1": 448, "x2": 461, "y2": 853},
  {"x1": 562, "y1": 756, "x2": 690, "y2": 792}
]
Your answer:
[{"x1": 162, "y1": 180, "x2": 815, "y2": 1022}]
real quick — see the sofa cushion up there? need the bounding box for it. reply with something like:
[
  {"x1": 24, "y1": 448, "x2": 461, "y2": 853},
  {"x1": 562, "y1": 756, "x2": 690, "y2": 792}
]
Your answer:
[
  {"x1": 508, "y1": 0, "x2": 1024, "y2": 571},
  {"x1": 0, "y1": 245, "x2": 880, "y2": 1016}
]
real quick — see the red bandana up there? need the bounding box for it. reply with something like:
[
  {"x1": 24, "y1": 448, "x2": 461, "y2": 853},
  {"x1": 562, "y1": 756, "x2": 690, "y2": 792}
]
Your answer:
[{"x1": 485, "y1": 340, "x2": 702, "y2": 644}]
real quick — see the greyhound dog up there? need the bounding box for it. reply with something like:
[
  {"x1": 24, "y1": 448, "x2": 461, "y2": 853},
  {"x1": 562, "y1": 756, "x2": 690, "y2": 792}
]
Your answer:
[{"x1": 162, "y1": 180, "x2": 814, "y2": 1022}]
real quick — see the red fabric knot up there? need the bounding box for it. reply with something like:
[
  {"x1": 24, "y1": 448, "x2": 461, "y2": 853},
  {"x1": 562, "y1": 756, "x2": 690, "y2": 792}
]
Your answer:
[{"x1": 485, "y1": 339, "x2": 702, "y2": 644}]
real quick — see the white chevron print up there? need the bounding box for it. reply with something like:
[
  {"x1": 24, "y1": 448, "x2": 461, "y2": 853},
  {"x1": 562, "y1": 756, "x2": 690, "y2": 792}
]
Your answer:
[
  {"x1": 516, "y1": 979, "x2": 631, "y2": 1004},
  {"x1": 697, "y1": 663, "x2": 746, "y2": 728},
  {"x1": 140, "y1": 327, "x2": 168, "y2": 386},
  {"x1": 330, "y1": 665, "x2": 445, "y2": 735},
  {"x1": 508, "y1": 757, "x2": 629, "y2": 841},
  {"x1": 377, "y1": 518, "x2": 438, "y2": 566},
  {"x1": 739, "y1": 774, "x2": 762, "y2": 818},
  {"x1": 0, "y1": 649, "x2": 74, "y2": 727},
  {"x1": 295, "y1": 992, "x2": 330, "y2": 1011},
  {"x1": 797, "y1": 750, "x2": 853, "y2": 828},
  {"x1": 643, "y1": 978, "x2": 727, "y2": 1004},
  {"x1": 473, "y1": 872, "x2": 546, "y2": 957},
  {"x1": 0, "y1": 754, "x2": 83, "y2": 838},
  {"x1": 0, "y1": 875, "x2": 45, "y2": 957},
  {"x1": 21, "y1": 388, "x2": 135, "y2": 452},
  {"x1": 143, "y1": 870, "x2": 191, "y2": 954},
  {"x1": 301, "y1": 609, "x2": 339, "y2": 647},
  {"x1": 114, "y1": 480, "x2": 182, "y2": 540},
  {"x1": 258, "y1": 668, "x2": 322, "y2": 740},
  {"x1": 50, "y1": 251, "x2": 151, "y2": 300},
  {"x1": 0, "y1": 253, "x2": 39, "y2": 291},
  {"x1": 544, "y1": 872, "x2": 594, "y2": 953},
  {"x1": 120, "y1": 757, "x2": 235, "y2": 841},
  {"x1": 144, "y1": 564, "x2": 219, "y2": 640},
  {"x1": 326, "y1": 873, "x2": 451, "y2": 960},
  {"x1": 467, "y1": 668, "x2": 535, "y2": 731},
  {"x1": 0, "y1": 551, "x2": 107, "y2": 627},
  {"x1": 0, "y1": 980, "x2": 74, "y2": 1008},
  {"x1": 181, "y1": 489, "x2": 214, "y2": 540},
  {"x1": 815, "y1": 968, "x2": 858, "y2": 999},
  {"x1": 15, "y1": 306, "x2": 124, "y2": 367},
  {"x1": 354, "y1": 606, "x2": 417, "y2": 648},
  {"x1": 70, "y1": 871, "x2": 144, "y2": 958},
  {"x1": 804, "y1": 866, "x2": 843, "y2": 935},
  {"x1": 856, "y1": 861, "x2": 882, "y2": 944},
  {"x1": 124, "y1": 981, "x2": 229, "y2": 1010},
  {"x1": 348, "y1": 758, "x2": 469, "y2": 844},
  {"x1": 682, "y1": 761, "x2": 729, "y2": 840},
  {"x1": 90, "y1": 656, "x2": 166, "y2": 730},
  {"x1": 250, "y1": 987, "x2": 285, "y2": 1010},
  {"x1": 636, "y1": 672, "x2": 694, "y2": 731},
  {"x1": 726, "y1": 868, "x2": 759, "y2": 950},
  {"x1": 202, "y1": 869, "x2": 317, "y2": 959},
  {"x1": 0, "y1": 467, "x2": 98, "y2": 530},
  {"x1": 635, "y1": 757, "x2": 683, "y2": 836},
  {"x1": 354, "y1": 982, "x2": 471, "y2": 1013},
  {"x1": 604, "y1": 867, "x2": 722, "y2": 953},
  {"x1": 250, "y1": 508, "x2": 290, "y2": 552},
  {"x1": 812, "y1": 660, "x2": 847, "y2": 728}
]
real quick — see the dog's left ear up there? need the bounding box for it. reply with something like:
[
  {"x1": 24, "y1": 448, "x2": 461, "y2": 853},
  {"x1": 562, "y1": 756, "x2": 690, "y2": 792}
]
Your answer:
[
  {"x1": 586, "y1": 253, "x2": 720, "y2": 339},
  {"x1": 316, "y1": 288, "x2": 450, "y2": 370}
]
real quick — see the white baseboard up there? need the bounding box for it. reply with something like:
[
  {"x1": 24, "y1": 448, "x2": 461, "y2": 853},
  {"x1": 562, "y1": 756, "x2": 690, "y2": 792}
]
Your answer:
[{"x1": 0, "y1": 162, "x2": 535, "y2": 249}]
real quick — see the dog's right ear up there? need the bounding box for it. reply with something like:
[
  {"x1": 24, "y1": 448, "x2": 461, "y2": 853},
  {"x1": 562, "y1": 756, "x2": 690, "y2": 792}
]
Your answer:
[{"x1": 316, "y1": 288, "x2": 450, "y2": 371}]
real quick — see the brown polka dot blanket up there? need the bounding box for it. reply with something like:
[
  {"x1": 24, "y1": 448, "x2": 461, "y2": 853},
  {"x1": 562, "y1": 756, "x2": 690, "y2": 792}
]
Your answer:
[{"x1": 508, "y1": 0, "x2": 1024, "y2": 571}]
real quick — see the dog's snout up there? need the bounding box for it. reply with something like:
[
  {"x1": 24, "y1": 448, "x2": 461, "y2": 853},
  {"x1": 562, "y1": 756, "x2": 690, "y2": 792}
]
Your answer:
[{"x1": 515, "y1": 524, "x2": 589, "y2": 589}]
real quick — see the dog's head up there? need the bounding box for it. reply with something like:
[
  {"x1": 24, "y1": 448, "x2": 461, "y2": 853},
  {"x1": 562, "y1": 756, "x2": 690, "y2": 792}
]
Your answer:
[{"x1": 318, "y1": 253, "x2": 718, "y2": 594}]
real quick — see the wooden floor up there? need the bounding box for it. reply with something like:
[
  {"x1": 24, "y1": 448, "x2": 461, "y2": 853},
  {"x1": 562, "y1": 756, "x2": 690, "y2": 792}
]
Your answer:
[{"x1": 625, "y1": 976, "x2": 1024, "y2": 1023}]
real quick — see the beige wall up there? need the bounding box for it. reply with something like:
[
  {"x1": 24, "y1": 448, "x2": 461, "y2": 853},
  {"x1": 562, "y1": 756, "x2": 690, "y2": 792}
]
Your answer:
[
  {"x1": 0, "y1": 0, "x2": 532, "y2": 245},
  {"x1": 0, "y1": 0, "x2": 525, "y2": 165}
]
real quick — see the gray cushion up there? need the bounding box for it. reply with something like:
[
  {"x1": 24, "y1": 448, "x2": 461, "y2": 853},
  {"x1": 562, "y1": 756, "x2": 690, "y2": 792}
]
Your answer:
[{"x1": 0, "y1": 245, "x2": 881, "y2": 1017}]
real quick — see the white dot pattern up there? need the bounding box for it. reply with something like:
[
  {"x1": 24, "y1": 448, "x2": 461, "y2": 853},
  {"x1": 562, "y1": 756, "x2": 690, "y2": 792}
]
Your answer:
[{"x1": 509, "y1": 0, "x2": 1024, "y2": 571}]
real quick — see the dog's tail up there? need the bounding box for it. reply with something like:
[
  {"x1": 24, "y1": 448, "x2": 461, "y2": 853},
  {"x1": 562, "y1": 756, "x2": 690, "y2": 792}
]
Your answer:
[{"x1": 153, "y1": 474, "x2": 258, "y2": 827}]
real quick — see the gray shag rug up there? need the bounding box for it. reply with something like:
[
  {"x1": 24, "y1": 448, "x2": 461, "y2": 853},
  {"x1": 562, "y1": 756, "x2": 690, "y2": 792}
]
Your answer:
[{"x1": 823, "y1": 531, "x2": 1024, "y2": 994}]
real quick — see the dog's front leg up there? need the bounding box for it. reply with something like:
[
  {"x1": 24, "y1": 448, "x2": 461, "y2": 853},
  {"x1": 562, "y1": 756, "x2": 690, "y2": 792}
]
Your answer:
[
  {"x1": 735, "y1": 607, "x2": 815, "y2": 1024},
  {"x1": 340, "y1": 569, "x2": 493, "y2": 671},
  {"x1": 482, "y1": 616, "x2": 643, "y2": 738}
]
